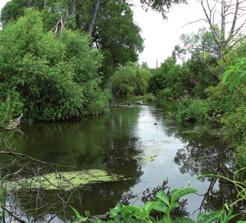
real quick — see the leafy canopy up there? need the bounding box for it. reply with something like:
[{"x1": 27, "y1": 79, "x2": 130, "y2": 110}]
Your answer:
[{"x1": 0, "y1": 10, "x2": 109, "y2": 121}]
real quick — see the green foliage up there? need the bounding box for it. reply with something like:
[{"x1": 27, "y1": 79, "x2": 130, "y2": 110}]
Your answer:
[
  {"x1": 109, "y1": 63, "x2": 152, "y2": 98},
  {"x1": 72, "y1": 186, "x2": 197, "y2": 223},
  {"x1": 171, "y1": 55, "x2": 246, "y2": 167},
  {"x1": 175, "y1": 98, "x2": 210, "y2": 124},
  {"x1": 174, "y1": 28, "x2": 219, "y2": 61},
  {"x1": 197, "y1": 210, "x2": 237, "y2": 223},
  {"x1": 139, "y1": 0, "x2": 186, "y2": 16},
  {"x1": 0, "y1": 10, "x2": 109, "y2": 121},
  {"x1": 0, "y1": 89, "x2": 23, "y2": 126},
  {"x1": 149, "y1": 58, "x2": 183, "y2": 98},
  {"x1": 97, "y1": 1, "x2": 144, "y2": 81},
  {"x1": 222, "y1": 105, "x2": 246, "y2": 167},
  {"x1": 222, "y1": 105, "x2": 246, "y2": 148},
  {"x1": 149, "y1": 54, "x2": 217, "y2": 101},
  {"x1": 205, "y1": 57, "x2": 246, "y2": 166},
  {"x1": 222, "y1": 58, "x2": 246, "y2": 90},
  {"x1": 72, "y1": 186, "x2": 243, "y2": 223},
  {"x1": 1, "y1": 0, "x2": 144, "y2": 81}
]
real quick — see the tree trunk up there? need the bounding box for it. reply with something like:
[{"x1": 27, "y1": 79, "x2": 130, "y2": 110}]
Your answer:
[
  {"x1": 88, "y1": 0, "x2": 101, "y2": 36},
  {"x1": 69, "y1": 0, "x2": 77, "y2": 16},
  {"x1": 220, "y1": 0, "x2": 226, "y2": 43}
]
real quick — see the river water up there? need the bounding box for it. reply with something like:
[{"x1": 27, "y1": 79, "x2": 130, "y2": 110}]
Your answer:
[{"x1": 1, "y1": 104, "x2": 235, "y2": 222}]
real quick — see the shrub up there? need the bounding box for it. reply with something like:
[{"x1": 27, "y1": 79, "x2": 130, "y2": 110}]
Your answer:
[
  {"x1": 176, "y1": 98, "x2": 210, "y2": 124},
  {"x1": 109, "y1": 63, "x2": 152, "y2": 98},
  {"x1": 0, "y1": 88, "x2": 23, "y2": 126},
  {"x1": 222, "y1": 105, "x2": 246, "y2": 167},
  {"x1": 157, "y1": 88, "x2": 174, "y2": 100},
  {"x1": 149, "y1": 58, "x2": 183, "y2": 98},
  {"x1": 202, "y1": 57, "x2": 246, "y2": 167},
  {"x1": 0, "y1": 10, "x2": 109, "y2": 121}
]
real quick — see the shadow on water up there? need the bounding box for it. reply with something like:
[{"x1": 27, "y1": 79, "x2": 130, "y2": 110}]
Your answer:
[{"x1": 0, "y1": 104, "x2": 244, "y2": 222}]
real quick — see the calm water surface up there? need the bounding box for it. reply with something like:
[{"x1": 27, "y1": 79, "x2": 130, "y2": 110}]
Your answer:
[{"x1": 1, "y1": 105, "x2": 234, "y2": 222}]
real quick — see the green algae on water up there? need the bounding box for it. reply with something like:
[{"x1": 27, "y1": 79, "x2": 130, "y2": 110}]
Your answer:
[{"x1": 4, "y1": 169, "x2": 125, "y2": 191}]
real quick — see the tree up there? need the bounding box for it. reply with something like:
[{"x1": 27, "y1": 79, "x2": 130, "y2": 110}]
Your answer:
[
  {"x1": 173, "y1": 28, "x2": 219, "y2": 61},
  {"x1": 197, "y1": 0, "x2": 246, "y2": 58},
  {"x1": 96, "y1": 1, "x2": 143, "y2": 80},
  {"x1": 109, "y1": 63, "x2": 151, "y2": 97},
  {"x1": 0, "y1": 10, "x2": 109, "y2": 121},
  {"x1": 140, "y1": 0, "x2": 186, "y2": 13},
  {"x1": 1, "y1": 0, "x2": 144, "y2": 81}
]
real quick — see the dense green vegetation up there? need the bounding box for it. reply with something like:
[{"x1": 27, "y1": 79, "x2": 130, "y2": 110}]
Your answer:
[
  {"x1": 142, "y1": 27, "x2": 246, "y2": 170},
  {"x1": 0, "y1": 0, "x2": 245, "y2": 222},
  {"x1": 109, "y1": 63, "x2": 152, "y2": 98},
  {"x1": 0, "y1": 0, "x2": 146, "y2": 122},
  {"x1": 1, "y1": 0, "x2": 144, "y2": 82},
  {"x1": 0, "y1": 10, "x2": 109, "y2": 122}
]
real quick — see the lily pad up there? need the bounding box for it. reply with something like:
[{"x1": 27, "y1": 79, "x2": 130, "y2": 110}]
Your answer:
[{"x1": 3, "y1": 169, "x2": 126, "y2": 191}]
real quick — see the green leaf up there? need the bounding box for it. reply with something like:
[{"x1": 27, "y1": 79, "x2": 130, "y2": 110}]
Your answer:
[
  {"x1": 159, "y1": 215, "x2": 171, "y2": 223},
  {"x1": 143, "y1": 201, "x2": 154, "y2": 213},
  {"x1": 197, "y1": 211, "x2": 222, "y2": 223},
  {"x1": 171, "y1": 188, "x2": 197, "y2": 202},
  {"x1": 174, "y1": 217, "x2": 195, "y2": 223},
  {"x1": 70, "y1": 206, "x2": 88, "y2": 222},
  {"x1": 150, "y1": 201, "x2": 169, "y2": 214},
  {"x1": 156, "y1": 190, "x2": 170, "y2": 206}
]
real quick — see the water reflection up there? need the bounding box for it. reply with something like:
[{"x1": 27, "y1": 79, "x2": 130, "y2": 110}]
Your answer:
[{"x1": 0, "y1": 104, "x2": 241, "y2": 222}]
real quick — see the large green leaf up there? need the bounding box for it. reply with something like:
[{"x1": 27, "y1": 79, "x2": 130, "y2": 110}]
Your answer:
[
  {"x1": 156, "y1": 190, "x2": 170, "y2": 206},
  {"x1": 150, "y1": 200, "x2": 169, "y2": 214},
  {"x1": 171, "y1": 188, "x2": 197, "y2": 202},
  {"x1": 159, "y1": 215, "x2": 172, "y2": 223}
]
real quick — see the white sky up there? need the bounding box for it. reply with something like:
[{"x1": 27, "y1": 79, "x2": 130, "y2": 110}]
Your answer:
[
  {"x1": 132, "y1": 1, "x2": 205, "y2": 67},
  {"x1": 0, "y1": 0, "x2": 206, "y2": 67}
]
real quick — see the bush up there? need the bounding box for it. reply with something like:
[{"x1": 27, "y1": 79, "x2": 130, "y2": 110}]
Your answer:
[
  {"x1": 109, "y1": 63, "x2": 152, "y2": 98},
  {"x1": 156, "y1": 88, "x2": 174, "y2": 100},
  {"x1": 0, "y1": 10, "x2": 109, "y2": 121},
  {"x1": 149, "y1": 58, "x2": 183, "y2": 98},
  {"x1": 200, "y1": 57, "x2": 246, "y2": 167},
  {"x1": 176, "y1": 98, "x2": 210, "y2": 124},
  {"x1": 222, "y1": 105, "x2": 246, "y2": 167},
  {"x1": 0, "y1": 89, "x2": 23, "y2": 126}
]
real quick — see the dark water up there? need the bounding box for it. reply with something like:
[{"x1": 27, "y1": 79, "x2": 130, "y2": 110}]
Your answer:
[{"x1": 0, "y1": 105, "x2": 236, "y2": 222}]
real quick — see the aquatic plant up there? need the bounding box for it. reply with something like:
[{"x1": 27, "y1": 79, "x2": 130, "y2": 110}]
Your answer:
[{"x1": 4, "y1": 169, "x2": 126, "y2": 191}]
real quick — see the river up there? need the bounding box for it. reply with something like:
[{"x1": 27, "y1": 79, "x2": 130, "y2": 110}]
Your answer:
[{"x1": 0, "y1": 104, "x2": 235, "y2": 222}]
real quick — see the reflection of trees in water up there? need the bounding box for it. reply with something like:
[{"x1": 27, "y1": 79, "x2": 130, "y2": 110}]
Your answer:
[
  {"x1": 170, "y1": 125, "x2": 245, "y2": 217},
  {"x1": 12, "y1": 107, "x2": 140, "y2": 168},
  {"x1": 0, "y1": 106, "x2": 144, "y2": 222},
  {"x1": 8, "y1": 180, "x2": 138, "y2": 222},
  {"x1": 174, "y1": 132, "x2": 233, "y2": 177},
  {"x1": 202, "y1": 179, "x2": 246, "y2": 220},
  {"x1": 147, "y1": 108, "x2": 245, "y2": 217}
]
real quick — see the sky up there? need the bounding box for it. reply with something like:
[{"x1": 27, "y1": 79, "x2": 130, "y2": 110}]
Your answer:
[
  {"x1": 0, "y1": 0, "x2": 205, "y2": 67},
  {"x1": 132, "y1": 1, "x2": 205, "y2": 67}
]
